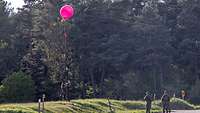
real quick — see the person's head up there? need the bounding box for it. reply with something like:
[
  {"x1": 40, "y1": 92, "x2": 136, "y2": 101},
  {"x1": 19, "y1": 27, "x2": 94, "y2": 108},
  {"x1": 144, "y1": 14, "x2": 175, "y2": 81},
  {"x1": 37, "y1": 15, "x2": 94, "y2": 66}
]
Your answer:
[
  {"x1": 146, "y1": 91, "x2": 149, "y2": 95},
  {"x1": 164, "y1": 90, "x2": 167, "y2": 95}
]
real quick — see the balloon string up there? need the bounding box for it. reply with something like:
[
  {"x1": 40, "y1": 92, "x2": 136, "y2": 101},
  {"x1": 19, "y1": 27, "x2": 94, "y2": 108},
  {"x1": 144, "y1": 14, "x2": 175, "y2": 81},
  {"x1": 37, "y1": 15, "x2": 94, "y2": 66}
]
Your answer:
[
  {"x1": 64, "y1": 32, "x2": 68, "y2": 39},
  {"x1": 60, "y1": 18, "x2": 67, "y2": 39}
]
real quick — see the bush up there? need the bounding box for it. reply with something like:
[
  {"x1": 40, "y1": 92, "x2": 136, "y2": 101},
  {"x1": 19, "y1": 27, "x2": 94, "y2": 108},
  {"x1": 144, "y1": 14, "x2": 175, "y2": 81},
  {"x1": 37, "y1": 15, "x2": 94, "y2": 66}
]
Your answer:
[
  {"x1": 170, "y1": 98, "x2": 194, "y2": 110},
  {"x1": 190, "y1": 97, "x2": 200, "y2": 105},
  {"x1": 190, "y1": 79, "x2": 200, "y2": 105},
  {"x1": 1, "y1": 71, "x2": 35, "y2": 102},
  {"x1": 154, "y1": 98, "x2": 195, "y2": 110},
  {"x1": 0, "y1": 85, "x2": 5, "y2": 102}
]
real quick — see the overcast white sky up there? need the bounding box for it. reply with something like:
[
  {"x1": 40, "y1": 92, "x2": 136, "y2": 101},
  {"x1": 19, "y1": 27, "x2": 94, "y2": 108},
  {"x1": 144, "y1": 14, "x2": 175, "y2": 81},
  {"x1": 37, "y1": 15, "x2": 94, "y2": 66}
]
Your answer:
[{"x1": 5, "y1": 0, "x2": 25, "y2": 11}]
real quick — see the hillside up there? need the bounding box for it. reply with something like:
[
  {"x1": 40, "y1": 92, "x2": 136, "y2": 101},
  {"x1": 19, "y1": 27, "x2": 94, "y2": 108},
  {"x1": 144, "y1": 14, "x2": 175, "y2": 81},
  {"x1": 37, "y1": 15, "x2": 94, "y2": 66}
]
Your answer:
[
  {"x1": 0, "y1": 99, "x2": 161, "y2": 113},
  {"x1": 0, "y1": 98, "x2": 199, "y2": 113}
]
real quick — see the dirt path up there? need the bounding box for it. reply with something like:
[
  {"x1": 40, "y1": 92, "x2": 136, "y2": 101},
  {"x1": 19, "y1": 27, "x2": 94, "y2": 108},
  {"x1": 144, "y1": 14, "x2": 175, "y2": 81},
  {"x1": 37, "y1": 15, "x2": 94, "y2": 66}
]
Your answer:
[{"x1": 171, "y1": 110, "x2": 200, "y2": 113}]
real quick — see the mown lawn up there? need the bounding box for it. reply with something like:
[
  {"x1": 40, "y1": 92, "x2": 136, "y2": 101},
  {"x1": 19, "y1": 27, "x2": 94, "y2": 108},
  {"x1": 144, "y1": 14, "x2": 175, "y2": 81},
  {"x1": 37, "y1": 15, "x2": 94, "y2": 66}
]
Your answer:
[
  {"x1": 0, "y1": 98, "x2": 197, "y2": 113},
  {"x1": 0, "y1": 99, "x2": 161, "y2": 113}
]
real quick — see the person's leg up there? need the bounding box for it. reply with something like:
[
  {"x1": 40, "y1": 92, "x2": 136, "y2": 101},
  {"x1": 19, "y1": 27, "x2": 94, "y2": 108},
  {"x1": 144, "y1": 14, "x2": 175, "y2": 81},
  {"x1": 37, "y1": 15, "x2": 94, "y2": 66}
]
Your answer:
[
  {"x1": 167, "y1": 104, "x2": 170, "y2": 113},
  {"x1": 146, "y1": 104, "x2": 151, "y2": 113},
  {"x1": 149, "y1": 107, "x2": 152, "y2": 113},
  {"x1": 164, "y1": 106, "x2": 167, "y2": 113},
  {"x1": 163, "y1": 108, "x2": 165, "y2": 113},
  {"x1": 146, "y1": 106, "x2": 149, "y2": 113},
  {"x1": 165, "y1": 108, "x2": 168, "y2": 113},
  {"x1": 167, "y1": 108, "x2": 170, "y2": 113},
  {"x1": 146, "y1": 108, "x2": 149, "y2": 113}
]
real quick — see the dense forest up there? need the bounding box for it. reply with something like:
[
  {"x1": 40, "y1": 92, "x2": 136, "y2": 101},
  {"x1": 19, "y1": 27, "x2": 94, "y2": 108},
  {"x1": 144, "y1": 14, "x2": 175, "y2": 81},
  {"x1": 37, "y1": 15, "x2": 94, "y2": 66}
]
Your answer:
[{"x1": 0, "y1": 0, "x2": 200, "y2": 104}]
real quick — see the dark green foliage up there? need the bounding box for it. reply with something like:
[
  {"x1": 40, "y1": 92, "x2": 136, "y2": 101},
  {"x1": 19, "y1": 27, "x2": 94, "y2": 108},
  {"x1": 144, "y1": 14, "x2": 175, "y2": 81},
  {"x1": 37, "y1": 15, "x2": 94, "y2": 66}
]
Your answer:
[
  {"x1": 0, "y1": 71, "x2": 35, "y2": 102},
  {"x1": 0, "y1": 0, "x2": 30, "y2": 82},
  {"x1": 190, "y1": 79, "x2": 200, "y2": 105},
  {"x1": 0, "y1": 0, "x2": 200, "y2": 104},
  {"x1": 0, "y1": 85, "x2": 4, "y2": 102},
  {"x1": 169, "y1": 98, "x2": 194, "y2": 110},
  {"x1": 190, "y1": 97, "x2": 200, "y2": 105},
  {"x1": 0, "y1": 111, "x2": 26, "y2": 113},
  {"x1": 71, "y1": 0, "x2": 173, "y2": 99},
  {"x1": 21, "y1": 49, "x2": 48, "y2": 100},
  {"x1": 0, "y1": 0, "x2": 15, "y2": 80}
]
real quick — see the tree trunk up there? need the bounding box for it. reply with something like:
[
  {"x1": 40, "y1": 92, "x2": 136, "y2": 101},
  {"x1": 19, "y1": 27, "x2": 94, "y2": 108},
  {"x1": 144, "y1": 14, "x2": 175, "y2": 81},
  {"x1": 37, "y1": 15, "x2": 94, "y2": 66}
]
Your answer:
[
  {"x1": 100, "y1": 65, "x2": 105, "y2": 97},
  {"x1": 153, "y1": 67, "x2": 157, "y2": 93},
  {"x1": 160, "y1": 65, "x2": 164, "y2": 91},
  {"x1": 80, "y1": 68, "x2": 86, "y2": 98},
  {"x1": 89, "y1": 68, "x2": 96, "y2": 97}
]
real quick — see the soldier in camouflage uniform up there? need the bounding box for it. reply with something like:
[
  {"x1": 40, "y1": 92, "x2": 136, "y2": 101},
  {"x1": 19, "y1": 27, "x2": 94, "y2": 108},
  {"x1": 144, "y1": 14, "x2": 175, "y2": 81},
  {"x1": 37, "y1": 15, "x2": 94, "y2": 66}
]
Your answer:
[
  {"x1": 161, "y1": 90, "x2": 170, "y2": 113},
  {"x1": 144, "y1": 91, "x2": 152, "y2": 113}
]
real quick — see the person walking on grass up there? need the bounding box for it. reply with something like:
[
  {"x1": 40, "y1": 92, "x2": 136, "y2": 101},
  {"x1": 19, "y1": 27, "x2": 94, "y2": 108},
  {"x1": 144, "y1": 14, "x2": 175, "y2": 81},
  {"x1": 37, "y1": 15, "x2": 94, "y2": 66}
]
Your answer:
[
  {"x1": 144, "y1": 91, "x2": 152, "y2": 113},
  {"x1": 161, "y1": 90, "x2": 171, "y2": 113}
]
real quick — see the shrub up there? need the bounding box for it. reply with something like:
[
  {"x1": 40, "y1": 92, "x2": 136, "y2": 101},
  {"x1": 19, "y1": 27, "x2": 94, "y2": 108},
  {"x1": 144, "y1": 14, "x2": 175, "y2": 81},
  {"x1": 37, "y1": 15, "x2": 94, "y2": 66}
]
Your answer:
[
  {"x1": 189, "y1": 97, "x2": 200, "y2": 105},
  {"x1": 190, "y1": 79, "x2": 200, "y2": 105},
  {"x1": 0, "y1": 85, "x2": 5, "y2": 102},
  {"x1": 154, "y1": 98, "x2": 195, "y2": 110},
  {"x1": 1, "y1": 71, "x2": 35, "y2": 102},
  {"x1": 170, "y1": 98, "x2": 194, "y2": 110}
]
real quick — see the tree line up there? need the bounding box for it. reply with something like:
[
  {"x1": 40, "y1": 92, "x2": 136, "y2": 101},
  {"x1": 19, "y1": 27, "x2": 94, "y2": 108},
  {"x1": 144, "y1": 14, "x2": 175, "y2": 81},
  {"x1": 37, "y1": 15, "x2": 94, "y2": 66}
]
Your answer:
[{"x1": 0, "y1": 0, "x2": 200, "y2": 104}]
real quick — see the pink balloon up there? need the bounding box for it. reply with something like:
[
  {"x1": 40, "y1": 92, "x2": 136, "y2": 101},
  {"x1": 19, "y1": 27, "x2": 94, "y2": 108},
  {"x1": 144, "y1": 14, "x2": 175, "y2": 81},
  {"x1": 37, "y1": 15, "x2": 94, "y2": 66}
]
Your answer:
[{"x1": 60, "y1": 5, "x2": 74, "y2": 20}]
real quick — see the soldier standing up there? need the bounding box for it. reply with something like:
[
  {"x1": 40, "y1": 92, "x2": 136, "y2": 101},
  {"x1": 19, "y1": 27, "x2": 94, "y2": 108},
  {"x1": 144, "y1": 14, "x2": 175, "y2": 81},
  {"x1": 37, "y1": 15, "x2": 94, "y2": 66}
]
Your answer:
[
  {"x1": 144, "y1": 91, "x2": 152, "y2": 113},
  {"x1": 181, "y1": 90, "x2": 186, "y2": 100},
  {"x1": 161, "y1": 90, "x2": 170, "y2": 113}
]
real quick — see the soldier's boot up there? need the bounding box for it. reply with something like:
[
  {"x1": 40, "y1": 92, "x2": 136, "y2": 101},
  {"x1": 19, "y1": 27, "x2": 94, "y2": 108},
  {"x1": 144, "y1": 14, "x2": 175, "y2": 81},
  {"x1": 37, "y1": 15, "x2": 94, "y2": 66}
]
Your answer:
[
  {"x1": 167, "y1": 109, "x2": 170, "y2": 113},
  {"x1": 146, "y1": 108, "x2": 150, "y2": 113}
]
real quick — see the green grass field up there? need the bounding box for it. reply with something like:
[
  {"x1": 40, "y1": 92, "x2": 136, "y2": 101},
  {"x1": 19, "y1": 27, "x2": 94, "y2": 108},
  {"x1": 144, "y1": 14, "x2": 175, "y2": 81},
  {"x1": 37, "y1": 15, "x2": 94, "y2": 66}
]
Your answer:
[
  {"x1": 0, "y1": 99, "x2": 161, "y2": 113},
  {"x1": 0, "y1": 98, "x2": 198, "y2": 113}
]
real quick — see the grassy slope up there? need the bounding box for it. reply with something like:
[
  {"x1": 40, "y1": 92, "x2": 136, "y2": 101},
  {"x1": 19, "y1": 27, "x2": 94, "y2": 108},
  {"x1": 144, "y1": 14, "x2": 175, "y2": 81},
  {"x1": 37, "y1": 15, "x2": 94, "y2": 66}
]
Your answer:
[
  {"x1": 0, "y1": 99, "x2": 160, "y2": 113},
  {"x1": 0, "y1": 98, "x2": 198, "y2": 113},
  {"x1": 196, "y1": 106, "x2": 200, "y2": 110},
  {"x1": 154, "y1": 98, "x2": 196, "y2": 110}
]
